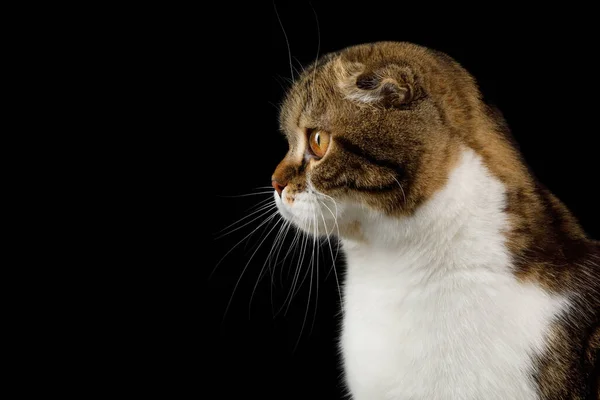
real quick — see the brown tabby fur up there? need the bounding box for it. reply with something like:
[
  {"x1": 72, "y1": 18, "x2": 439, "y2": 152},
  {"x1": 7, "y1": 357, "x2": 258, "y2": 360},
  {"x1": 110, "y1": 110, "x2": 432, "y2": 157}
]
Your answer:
[{"x1": 275, "y1": 42, "x2": 599, "y2": 399}]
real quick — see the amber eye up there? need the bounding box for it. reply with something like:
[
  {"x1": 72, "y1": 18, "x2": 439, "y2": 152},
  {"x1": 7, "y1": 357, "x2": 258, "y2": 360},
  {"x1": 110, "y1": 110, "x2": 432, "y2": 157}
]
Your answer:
[{"x1": 309, "y1": 130, "x2": 330, "y2": 158}]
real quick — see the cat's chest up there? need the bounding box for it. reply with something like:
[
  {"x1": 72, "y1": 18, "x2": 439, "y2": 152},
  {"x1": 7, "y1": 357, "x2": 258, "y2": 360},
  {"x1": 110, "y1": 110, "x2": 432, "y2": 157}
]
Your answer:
[{"x1": 340, "y1": 262, "x2": 567, "y2": 400}]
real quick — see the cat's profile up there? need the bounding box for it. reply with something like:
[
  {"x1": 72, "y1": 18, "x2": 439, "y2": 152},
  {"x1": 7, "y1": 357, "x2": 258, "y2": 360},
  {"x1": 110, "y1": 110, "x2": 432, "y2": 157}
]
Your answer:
[{"x1": 272, "y1": 42, "x2": 599, "y2": 399}]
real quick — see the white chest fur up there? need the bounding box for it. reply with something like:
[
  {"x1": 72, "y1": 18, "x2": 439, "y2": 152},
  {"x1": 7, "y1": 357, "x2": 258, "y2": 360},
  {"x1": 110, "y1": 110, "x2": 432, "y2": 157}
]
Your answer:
[{"x1": 340, "y1": 149, "x2": 568, "y2": 400}]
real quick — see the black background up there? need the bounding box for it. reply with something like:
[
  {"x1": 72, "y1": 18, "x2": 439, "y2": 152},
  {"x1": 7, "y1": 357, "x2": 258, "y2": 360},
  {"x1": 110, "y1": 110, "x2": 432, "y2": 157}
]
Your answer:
[{"x1": 206, "y1": 4, "x2": 598, "y2": 399}]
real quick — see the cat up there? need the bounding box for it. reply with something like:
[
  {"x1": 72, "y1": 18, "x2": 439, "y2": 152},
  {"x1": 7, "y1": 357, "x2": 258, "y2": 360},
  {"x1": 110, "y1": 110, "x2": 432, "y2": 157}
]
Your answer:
[{"x1": 271, "y1": 42, "x2": 599, "y2": 399}]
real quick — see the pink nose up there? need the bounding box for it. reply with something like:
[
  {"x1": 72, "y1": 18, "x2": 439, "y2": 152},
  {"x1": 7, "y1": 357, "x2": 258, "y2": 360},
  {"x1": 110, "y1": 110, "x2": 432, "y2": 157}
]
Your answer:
[{"x1": 272, "y1": 180, "x2": 287, "y2": 197}]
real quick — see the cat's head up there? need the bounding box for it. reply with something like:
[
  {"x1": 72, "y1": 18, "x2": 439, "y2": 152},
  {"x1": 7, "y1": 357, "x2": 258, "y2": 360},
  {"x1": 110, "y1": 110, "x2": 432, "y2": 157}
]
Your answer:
[{"x1": 273, "y1": 42, "x2": 487, "y2": 242}]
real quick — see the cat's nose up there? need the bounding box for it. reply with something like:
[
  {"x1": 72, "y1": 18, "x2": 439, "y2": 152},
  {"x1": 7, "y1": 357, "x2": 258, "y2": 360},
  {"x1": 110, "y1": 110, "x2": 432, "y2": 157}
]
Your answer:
[{"x1": 272, "y1": 180, "x2": 287, "y2": 197}]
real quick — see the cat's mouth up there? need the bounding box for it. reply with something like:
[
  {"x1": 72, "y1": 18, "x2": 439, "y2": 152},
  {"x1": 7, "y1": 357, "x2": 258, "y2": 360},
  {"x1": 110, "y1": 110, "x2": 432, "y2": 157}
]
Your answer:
[{"x1": 274, "y1": 188, "x2": 339, "y2": 238}]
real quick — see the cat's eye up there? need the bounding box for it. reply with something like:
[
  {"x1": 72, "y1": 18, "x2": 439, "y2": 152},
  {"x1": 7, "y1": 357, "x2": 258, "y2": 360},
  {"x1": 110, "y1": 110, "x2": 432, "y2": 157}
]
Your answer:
[{"x1": 309, "y1": 130, "x2": 330, "y2": 159}]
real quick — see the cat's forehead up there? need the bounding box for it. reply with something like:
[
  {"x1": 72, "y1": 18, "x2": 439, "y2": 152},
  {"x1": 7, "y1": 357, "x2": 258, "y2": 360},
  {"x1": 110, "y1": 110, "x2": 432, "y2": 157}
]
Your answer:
[
  {"x1": 281, "y1": 57, "x2": 341, "y2": 129},
  {"x1": 279, "y1": 57, "x2": 365, "y2": 138}
]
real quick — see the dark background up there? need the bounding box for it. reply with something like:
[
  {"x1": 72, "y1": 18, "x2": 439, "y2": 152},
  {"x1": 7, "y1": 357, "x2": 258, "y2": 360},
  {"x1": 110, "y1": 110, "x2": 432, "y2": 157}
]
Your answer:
[{"x1": 206, "y1": 4, "x2": 598, "y2": 399}]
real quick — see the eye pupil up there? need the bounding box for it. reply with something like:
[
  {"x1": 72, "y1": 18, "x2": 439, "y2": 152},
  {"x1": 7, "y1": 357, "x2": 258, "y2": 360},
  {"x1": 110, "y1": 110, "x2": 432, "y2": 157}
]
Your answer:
[{"x1": 315, "y1": 133, "x2": 321, "y2": 147}]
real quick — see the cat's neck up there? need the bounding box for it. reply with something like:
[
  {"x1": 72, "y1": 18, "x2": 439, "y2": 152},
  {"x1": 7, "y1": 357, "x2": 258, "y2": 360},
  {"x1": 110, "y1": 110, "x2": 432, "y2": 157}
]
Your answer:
[
  {"x1": 340, "y1": 147, "x2": 515, "y2": 279},
  {"x1": 339, "y1": 143, "x2": 588, "y2": 284}
]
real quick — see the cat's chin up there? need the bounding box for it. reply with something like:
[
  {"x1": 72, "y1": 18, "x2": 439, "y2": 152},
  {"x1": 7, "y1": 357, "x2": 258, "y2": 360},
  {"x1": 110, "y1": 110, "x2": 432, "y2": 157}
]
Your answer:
[{"x1": 274, "y1": 189, "x2": 339, "y2": 238}]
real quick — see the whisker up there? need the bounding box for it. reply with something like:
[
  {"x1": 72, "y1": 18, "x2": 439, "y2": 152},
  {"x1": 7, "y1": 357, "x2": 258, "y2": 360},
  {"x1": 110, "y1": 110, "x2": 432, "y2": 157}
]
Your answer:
[
  {"x1": 285, "y1": 227, "x2": 309, "y2": 313},
  {"x1": 272, "y1": 219, "x2": 292, "y2": 263},
  {"x1": 215, "y1": 204, "x2": 277, "y2": 239},
  {"x1": 279, "y1": 219, "x2": 303, "y2": 287},
  {"x1": 318, "y1": 201, "x2": 344, "y2": 314},
  {"x1": 210, "y1": 210, "x2": 280, "y2": 279},
  {"x1": 274, "y1": 74, "x2": 294, "y2": 88},
  {"x1": 248, "y1": 217, "x2": 286, "y2": 318},
  {"x1": 269, "y1": 220, "x2": 293, "y2": 316},
  {"x1": 257, "y1": 218, "x2": 290, "y2": 293},
  {"x1": 243, "y1": 212, "x2": 282, "y2": 255},
  {"x1": 216, "y1": 191, "x2": 273, "y2": 198},
  {"x1": 292, "y1": 202, "x2": 320, "y2": 298},
  {"x1": 295, "y1": 223, "x2": 315, "y2": 352},
  {"x1": 280, "y1": 214, "x2": 311, "y2": 316},
  {"x1": 309, "y1": 203, "x2": 320, "y2": 336},
  {"x1": 268, "y1": 221, "x2": 290, "y2": 280},
  {"x1": 393, "y1": 176, "x2": 408, "y2": 209},
  {"x1": 292, "y1": 56, "x2": 305, "y2": 77},
  {"x1": 289, "y1": 216, "x2": 316, "y2": 302},
  {"x1": 273, "y1": 1, "x2": 295, "y2": 82},
  {"x1": 244, "y1": 196, "x2": 274, "y2": 213},
  {"x1": 318, "y1": 195, "x2": 341, "y2": 262},
  {"x1": 309, "y1": 2, "x2": 321, "y2": 104},
  {"x1": 218, "y1": 200, "x2": 275, "y2": 234},
  {"x1": 224, "y1": 214, "x2": 283, "y2": 321},
  {"x1": 294, "y1": 206, "x2": 319, "y2": 350}
]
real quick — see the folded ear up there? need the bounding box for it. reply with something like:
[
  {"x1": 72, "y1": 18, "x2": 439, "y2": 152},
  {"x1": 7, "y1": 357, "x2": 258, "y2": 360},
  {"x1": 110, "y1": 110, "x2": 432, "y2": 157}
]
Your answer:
[{"x1": 335, "y1": 61, "x2": 416, "y2": 108}]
